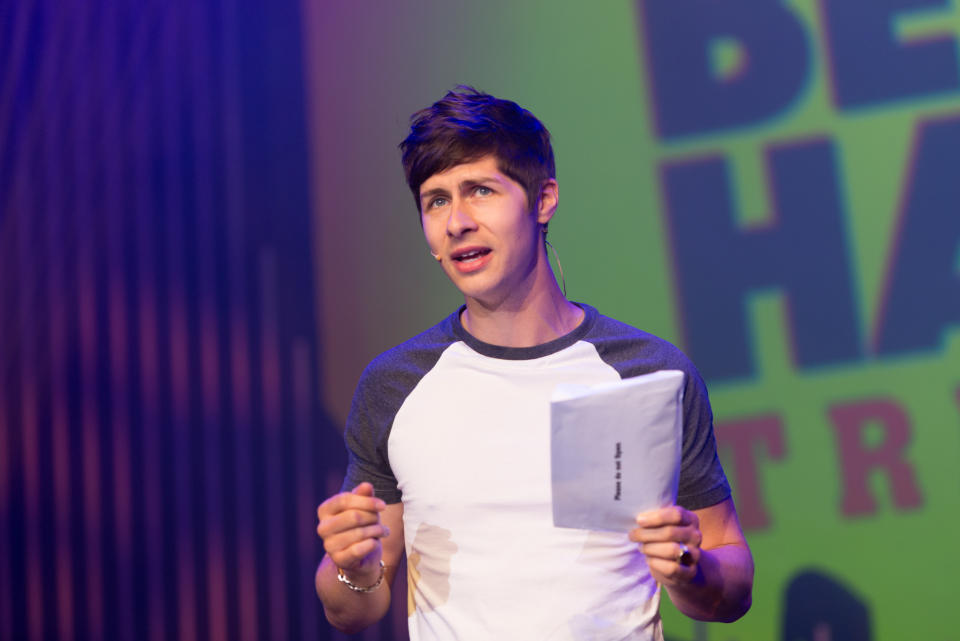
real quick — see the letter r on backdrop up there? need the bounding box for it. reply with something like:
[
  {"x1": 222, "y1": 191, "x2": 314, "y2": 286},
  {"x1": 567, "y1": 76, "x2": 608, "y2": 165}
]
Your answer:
[{"x1": 829, "y1": 398, "x2": 923, "y2": 516}]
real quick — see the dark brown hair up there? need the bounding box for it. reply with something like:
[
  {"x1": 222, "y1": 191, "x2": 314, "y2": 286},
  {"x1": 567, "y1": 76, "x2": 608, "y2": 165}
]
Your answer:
[{"x1": 400, "y1": 86, "x2": 556, "y2": 213}]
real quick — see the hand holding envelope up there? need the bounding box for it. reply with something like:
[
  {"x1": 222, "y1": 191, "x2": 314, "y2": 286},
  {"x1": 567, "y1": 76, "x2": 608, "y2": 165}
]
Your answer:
[{"x1": 550, "y1": 369, "x2": 754, "y2": 618}]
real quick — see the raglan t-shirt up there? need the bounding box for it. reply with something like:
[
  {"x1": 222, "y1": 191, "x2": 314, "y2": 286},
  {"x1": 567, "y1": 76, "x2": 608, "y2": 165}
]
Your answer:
[{"x1": 342, "y1": 304, "x2": 730, "y2": 641}]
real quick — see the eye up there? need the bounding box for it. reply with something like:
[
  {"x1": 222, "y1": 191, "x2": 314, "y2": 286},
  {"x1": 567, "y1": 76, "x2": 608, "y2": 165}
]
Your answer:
[
  {"x1": 427, "y1": 196, "x2": 448, "y2": 209},
  {"x1": 474, "y1": 185, "x2": 493, "y2": 197}
]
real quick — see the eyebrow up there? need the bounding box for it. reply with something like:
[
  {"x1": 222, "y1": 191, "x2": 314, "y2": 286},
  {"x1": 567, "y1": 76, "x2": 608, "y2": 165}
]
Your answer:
[
  {"x1": 419, "y1": 176, "x2": 500, "y2": 206},
  {"x1": 419, "y1": 186, "x2": 450, "y2": 206}
]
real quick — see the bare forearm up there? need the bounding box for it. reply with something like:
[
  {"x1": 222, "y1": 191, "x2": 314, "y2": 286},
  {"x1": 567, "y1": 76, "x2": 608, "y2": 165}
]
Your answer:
[
  {"x1": 664, "y1": 543, "x2": 754, "y2": 623},
  {"x1": 315, "y1": 554, "x2": 392, "y2": 633}
]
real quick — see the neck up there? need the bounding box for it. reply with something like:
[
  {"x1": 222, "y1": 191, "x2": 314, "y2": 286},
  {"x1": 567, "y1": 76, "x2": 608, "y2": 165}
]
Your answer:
[{"x1": 460, "y1": 252, "x2": 583, "y2": 347}]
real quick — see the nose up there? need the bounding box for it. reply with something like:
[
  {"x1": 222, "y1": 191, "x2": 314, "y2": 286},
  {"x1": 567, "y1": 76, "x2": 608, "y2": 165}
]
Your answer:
[{"x1": 446, "y1": 200, "x2": 478, "y2": 237}]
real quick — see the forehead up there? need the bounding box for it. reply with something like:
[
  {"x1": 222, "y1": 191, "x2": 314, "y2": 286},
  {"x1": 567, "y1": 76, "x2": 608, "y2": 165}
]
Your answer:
[{"x1": 418, "y1": 155, "x2": 515, "y2": 193}]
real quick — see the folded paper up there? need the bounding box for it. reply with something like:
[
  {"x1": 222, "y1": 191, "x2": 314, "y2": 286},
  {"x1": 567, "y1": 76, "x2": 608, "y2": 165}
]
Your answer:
[{"x1": 550, "y1": 369, "x2": 684, "y2": 532}]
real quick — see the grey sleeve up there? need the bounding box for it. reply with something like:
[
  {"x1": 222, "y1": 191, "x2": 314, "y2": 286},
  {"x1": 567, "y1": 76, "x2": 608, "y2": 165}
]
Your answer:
[
  {"x1": 340, "y1": 361, "x2": 404, "y2": 504},
  {"x1": 675, "y1": 362, "x2": 731, "y2": 511}
]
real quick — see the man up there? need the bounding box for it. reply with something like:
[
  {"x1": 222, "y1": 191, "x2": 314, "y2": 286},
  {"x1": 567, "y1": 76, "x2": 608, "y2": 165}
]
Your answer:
[{"x1": 316, "y1": 87, "x2": 753, "y2": 640}]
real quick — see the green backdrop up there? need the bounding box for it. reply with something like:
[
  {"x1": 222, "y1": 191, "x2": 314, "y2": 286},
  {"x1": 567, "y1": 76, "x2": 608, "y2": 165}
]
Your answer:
[{"x1": 307, "y1": 2, "x2": 960, "y2": 639}]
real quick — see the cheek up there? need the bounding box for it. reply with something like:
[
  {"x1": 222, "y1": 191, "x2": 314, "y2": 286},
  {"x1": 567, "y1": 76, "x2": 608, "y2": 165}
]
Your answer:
[
  {"x1": 422, "y1": 219, "x2": 440, "y2": 250},
  {"x1": 423, "y1": 223, "x2": 451, "y2": 262}
]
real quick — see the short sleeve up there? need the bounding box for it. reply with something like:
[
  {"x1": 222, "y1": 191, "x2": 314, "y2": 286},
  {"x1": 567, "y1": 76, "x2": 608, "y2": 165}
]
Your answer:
[
  {"x1": 340, "y1": 362, "x2": 404, "y2": 503},
  {"x1": 675, "y1": 364, "x2": 731, "y2": 510}
]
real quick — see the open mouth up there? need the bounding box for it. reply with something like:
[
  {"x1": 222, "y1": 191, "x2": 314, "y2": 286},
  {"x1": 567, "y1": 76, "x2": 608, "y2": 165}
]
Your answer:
[{"x1": 453, "y1": 248, "x2": 491, "y2": 263}]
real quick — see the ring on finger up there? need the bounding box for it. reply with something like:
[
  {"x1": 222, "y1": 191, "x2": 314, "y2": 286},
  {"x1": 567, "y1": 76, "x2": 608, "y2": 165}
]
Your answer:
[{"x1": 676, "y1": 543, "x2": 694, "y2": 566}]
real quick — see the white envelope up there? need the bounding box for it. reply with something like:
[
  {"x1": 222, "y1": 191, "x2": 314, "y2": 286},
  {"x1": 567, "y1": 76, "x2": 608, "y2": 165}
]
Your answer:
[{"x1": 550, "y1": 369, "x2": 684, "y2": 532}]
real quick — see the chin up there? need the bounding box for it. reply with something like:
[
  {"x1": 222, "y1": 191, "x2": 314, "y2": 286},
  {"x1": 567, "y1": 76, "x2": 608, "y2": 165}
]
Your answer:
[{"x1": 447, "y1": 275, "x2": 491, "y2": 299}]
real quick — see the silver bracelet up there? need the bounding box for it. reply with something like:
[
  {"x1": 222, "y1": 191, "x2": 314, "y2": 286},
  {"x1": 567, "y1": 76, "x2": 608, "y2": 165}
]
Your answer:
[{"x1": 336, "y1": 560, "x2": 385, "y2": 593}]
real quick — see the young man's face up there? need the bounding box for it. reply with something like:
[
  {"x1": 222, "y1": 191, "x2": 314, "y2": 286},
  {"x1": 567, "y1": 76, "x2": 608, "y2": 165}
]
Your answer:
[{"x1": 419, "y1": 155, "x2": 557, "y2": 307}]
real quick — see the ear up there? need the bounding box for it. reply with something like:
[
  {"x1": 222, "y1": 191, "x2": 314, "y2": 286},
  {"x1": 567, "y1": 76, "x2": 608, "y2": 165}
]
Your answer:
[{"x1": 535, "y1": 178, "x2": 559, "y2": 226}]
